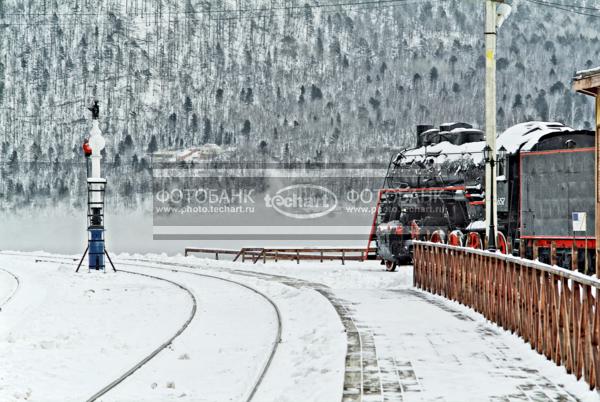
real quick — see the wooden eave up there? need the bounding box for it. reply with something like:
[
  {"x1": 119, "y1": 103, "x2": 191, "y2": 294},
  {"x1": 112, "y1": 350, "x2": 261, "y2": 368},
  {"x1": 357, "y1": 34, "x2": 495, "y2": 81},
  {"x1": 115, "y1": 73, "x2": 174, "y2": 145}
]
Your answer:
[{"x1": 573, "y1": 73, "x2": 600, "y2": 97}]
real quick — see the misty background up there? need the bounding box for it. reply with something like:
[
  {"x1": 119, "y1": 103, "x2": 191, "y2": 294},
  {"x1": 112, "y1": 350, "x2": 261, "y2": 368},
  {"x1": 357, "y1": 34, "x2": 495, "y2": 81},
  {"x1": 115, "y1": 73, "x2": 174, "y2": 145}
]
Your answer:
[{"x1": 0, "y1": 0, "x2": 598, "y2": 253}]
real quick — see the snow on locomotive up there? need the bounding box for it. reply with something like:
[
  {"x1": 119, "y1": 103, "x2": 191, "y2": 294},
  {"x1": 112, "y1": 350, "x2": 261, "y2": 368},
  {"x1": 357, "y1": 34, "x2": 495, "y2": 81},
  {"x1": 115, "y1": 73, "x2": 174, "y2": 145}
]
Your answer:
[{"x1": 371, "y1": 121, "x2": 595, "y2": 273}]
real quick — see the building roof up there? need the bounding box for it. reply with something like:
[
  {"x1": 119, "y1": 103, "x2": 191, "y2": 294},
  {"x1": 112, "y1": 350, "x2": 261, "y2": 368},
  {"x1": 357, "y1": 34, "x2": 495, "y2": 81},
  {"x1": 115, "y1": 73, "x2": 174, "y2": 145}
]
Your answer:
[
  {"x1": 575, "y1": 67, "x2": 600, "y2": 80},
  {"x1": 573, "y1": 66, "x2": 600, "y2": 96}
]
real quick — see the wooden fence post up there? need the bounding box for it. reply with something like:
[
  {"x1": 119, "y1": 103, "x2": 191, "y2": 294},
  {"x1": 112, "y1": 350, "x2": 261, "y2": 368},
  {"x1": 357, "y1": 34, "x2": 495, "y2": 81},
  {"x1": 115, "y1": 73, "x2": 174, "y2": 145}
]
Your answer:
[{"x1": 520, "y1": 239, "x2": 525, "y2": 258}]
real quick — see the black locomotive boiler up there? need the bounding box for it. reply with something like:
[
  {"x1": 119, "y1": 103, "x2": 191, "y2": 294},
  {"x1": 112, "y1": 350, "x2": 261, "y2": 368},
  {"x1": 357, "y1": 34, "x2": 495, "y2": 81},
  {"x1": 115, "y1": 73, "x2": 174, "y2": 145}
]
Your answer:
[{"x1": 370, "y1": 121, "x2": 595, "y2": 273}]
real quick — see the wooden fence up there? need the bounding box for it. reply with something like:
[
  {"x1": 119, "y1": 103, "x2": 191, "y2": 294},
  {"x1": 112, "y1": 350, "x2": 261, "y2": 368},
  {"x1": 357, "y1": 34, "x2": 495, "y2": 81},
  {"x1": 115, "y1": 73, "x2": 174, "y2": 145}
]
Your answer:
[
  {"x1": 183, "y1": 248, "x2": 239, "y2": 259},
  {"x1": 185, "y1": 247, "x2": 377, "y2": 264},
  {"x1": 413, "y1": 240, "x2": 600, "y2": 390}
]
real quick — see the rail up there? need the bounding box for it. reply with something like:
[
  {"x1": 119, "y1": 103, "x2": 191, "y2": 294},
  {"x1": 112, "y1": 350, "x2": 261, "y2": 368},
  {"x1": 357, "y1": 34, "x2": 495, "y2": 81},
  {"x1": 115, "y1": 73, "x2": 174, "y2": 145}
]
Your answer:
[
  {"x1": 114, "y1": 260, "x2": 282, "y2": 402},
  {"x1": 185, "y1": 247, "x2": 377, "y2": 265},
  {"x1": 86, "y1": 268, "x2": 198, "y2": 402},
  {"x1": 27, "y1": 255, "x2": 279, "y2": 402},
  {"x1": 413, "y1": 240, "x2": 600, "y2": 390},
  {"x1": 0, "y1": 267, "x2": 20, "y2": 307}
]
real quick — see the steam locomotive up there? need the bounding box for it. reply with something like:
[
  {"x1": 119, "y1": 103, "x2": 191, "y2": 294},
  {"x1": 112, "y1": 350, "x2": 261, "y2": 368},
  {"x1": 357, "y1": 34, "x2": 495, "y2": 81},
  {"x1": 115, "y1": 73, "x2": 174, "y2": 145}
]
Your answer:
[{"x1": 372, "y1": 121, "x2": 595, "y2": 273}]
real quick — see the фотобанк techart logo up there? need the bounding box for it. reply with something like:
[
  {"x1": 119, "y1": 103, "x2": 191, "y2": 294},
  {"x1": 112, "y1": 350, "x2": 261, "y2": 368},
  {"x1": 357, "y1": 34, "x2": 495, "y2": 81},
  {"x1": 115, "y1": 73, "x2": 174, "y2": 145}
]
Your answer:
[
  {"x1": 152, "y1": 161, "x2": 386, "y2": 239},
  {"x1": 264, "y1": 185, "x2": 337, "y2": 219}
]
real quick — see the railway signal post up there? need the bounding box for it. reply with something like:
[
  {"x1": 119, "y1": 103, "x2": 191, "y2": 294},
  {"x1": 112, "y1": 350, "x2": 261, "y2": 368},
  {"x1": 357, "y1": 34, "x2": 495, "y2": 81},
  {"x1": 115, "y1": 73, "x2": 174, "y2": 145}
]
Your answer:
[
  {"x1": 573, "y1": 67, "x2": 600, "y2": 276},
  {"x1": 76, "y1": 101, "x2": 117, "y2": 273}
]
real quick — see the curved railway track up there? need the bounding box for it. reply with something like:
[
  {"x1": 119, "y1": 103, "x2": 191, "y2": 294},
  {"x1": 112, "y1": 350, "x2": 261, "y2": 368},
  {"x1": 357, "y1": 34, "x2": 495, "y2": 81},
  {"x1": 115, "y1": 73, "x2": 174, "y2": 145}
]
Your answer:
[
  {"x1": 0, "y1": 253, "x2": 282, "y2": 402},
  {"x1": 85, "y1": 268, "x2": 198, "y2": 402},
  {"x1": 0, "y1": 267, "x2": 20, "y2": 308},
  {"x1": 113, "y1": 260, "x2": 283, "y2": 402},
  {"x1": 120, "y1": 257, "x2": 386, "y2": 402}
]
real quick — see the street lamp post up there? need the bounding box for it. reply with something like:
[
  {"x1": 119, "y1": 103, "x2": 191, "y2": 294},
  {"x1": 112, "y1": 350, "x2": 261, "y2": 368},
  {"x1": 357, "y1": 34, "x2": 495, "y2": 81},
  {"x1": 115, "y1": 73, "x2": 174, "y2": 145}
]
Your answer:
[
  {"x1": 484, "y1": 0, "x2": 511, "y2": 251},
  {"x1": 484, "y1": 0, "x2": 497, "y2": 250},
  {"x1": 483, "y1": 145, "x2": 507, "y2": 251},
  {"x1": 483, "y1": 145, "x2": 497, "y2": 251}
]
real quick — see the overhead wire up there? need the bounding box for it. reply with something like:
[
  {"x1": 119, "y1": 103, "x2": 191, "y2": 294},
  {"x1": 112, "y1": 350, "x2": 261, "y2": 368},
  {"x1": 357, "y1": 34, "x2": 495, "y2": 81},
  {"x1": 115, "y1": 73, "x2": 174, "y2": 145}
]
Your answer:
[
  {"x1": 523, "y1": 0, "x2": 600, "y2": 12},
  {"x1": 0, "y1": 0, "x2": 442, "y2": 26},
  {"x1": 524, "y1": 0, "x2": 600, "y2": 19},
  {"x1": 0, "y1": 0, "x2": 437, "y2": 18}
]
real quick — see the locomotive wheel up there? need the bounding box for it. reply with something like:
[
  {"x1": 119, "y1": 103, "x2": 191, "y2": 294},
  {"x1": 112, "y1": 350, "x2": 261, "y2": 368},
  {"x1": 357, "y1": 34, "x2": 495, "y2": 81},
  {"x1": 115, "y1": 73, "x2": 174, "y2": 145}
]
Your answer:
[
  {"x1": 430, "y1": 230, "x2": 446, "y2": 244},
  {"x1": 385, "y1": 260, "x2": 397, "y2": 272},
  {"x1": 448, "y1": 230, "x2": 464, "y2": 247},
  {"x1": 497, "y1": 232, "x2": 508, "y2": 254},
  {"x1": 467, "y1": 232, "x2": 483, "y2": 249}
]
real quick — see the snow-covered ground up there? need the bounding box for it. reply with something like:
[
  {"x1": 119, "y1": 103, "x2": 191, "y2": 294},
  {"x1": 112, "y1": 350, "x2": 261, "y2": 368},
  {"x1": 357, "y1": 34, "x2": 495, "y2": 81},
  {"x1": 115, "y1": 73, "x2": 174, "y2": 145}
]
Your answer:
[
  {"x1": 1, "y1": 251, "x2": 600, "y2": 402},
  {"x1": 0, "y1": 256, "x2": 191, "y2": 401},
  {"x1": 130, "y1": 254, "x2": 600, "y2": 402},
  {"x1": 103, "y1": 265, "x2": 345, "y2": 402},
  {"x1": 0, "y1": 253, "x2": 345, "y2": 402}
]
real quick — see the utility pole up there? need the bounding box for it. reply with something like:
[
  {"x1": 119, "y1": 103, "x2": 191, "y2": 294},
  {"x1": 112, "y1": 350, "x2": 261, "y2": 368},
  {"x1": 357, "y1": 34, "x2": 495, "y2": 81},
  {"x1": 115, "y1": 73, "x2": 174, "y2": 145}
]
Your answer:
[
  {"x1": 484, "y1": 0, "x2": 498, "y2": 250},
  {"x1": 573, "y1": 68, "x2": 600, "y2": 277}
]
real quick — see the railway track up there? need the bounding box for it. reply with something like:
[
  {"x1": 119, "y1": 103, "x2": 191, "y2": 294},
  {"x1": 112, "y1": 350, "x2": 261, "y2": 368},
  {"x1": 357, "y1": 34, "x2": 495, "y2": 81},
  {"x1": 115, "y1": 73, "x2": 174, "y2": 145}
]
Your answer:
[
  {"x1": 85, "y1": 268, "x2": 198, "y2": 402},
  {"x1": 0, "y1": 267, "x2": 20, "y2": 308},
  {"x1": 1, "y1": 252, "x2": 390, "y2": 401},
  {"x1": 120, "y1": 257, "x2": 390, "y2": 402},
  {"x1": 0, "y1": 253, "x2": 282, "y2": 402},
  {"x1": 112, "y1": 260, "x2": 283, "y2": 402}
]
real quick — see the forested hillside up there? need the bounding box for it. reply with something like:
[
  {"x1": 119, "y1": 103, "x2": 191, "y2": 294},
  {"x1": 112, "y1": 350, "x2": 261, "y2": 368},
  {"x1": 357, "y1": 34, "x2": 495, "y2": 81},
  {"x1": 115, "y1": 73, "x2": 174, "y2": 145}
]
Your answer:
[{"x1": 0, "y1": 0, "x2": 598, "y2": 210}]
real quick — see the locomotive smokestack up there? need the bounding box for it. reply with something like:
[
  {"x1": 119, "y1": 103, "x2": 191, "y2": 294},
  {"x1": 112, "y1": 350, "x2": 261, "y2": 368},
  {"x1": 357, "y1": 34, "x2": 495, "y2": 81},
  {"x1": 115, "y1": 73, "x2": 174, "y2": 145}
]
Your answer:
[{"x1": 416, "y1": 125, "x2": 434, "y2": 147}]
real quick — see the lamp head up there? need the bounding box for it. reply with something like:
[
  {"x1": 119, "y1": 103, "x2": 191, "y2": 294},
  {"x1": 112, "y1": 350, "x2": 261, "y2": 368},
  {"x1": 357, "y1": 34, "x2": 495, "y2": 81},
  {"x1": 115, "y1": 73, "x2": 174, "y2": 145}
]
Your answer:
[
  {"x1": 88, "y1": 120, "x2": 106, "y2": 154},
  {"x1": 498, "y1": 145, "x2": 507, "y2": 159},
  {"x1": 496, "y1": 3, "x2": 512, "y2": 29},
  {"x1": 483, "y1": 144, "x2": 492, "y2": 161}
]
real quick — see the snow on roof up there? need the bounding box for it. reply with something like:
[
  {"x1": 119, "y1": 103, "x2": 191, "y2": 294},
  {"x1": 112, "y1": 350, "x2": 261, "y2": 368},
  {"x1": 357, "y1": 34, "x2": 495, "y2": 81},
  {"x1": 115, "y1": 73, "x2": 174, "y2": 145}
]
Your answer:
[
  {"x1": 574, "y1": 67, "x2": 600, "y2": 80},
  {"x1": 398, "y1": 121, "x2": 574, "y2": 165},
  {"x1": 449, "y1": 127, "x2": 479, "y2": 133},
  {"x1": 496, "y1": 121, "x2": 572, "y2": 153},
  {"x1": 402, "y1": 138, "x2": 486, "y2": 164}
]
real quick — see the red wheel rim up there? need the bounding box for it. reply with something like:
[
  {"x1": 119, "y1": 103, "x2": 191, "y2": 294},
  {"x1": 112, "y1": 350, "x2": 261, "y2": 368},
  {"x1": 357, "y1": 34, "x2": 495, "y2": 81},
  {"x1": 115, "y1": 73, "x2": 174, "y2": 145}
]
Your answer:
[
  {"x1": 448, "y1": 230, "x2": 463, "y2": 246},
  {"x1": 497, "y1": 232, "x2": 508, "y2": 254},
  {"x1": 430, "y1": 230, "x2": 446, "y2": 244},
  {"x1": 467, "y1": 232, "x2": 482, "y2": 249}
]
